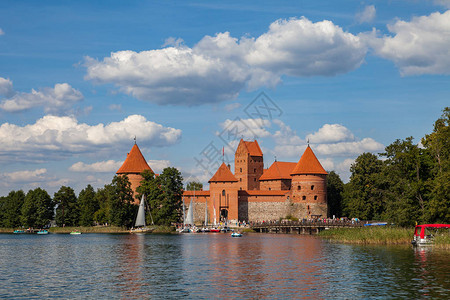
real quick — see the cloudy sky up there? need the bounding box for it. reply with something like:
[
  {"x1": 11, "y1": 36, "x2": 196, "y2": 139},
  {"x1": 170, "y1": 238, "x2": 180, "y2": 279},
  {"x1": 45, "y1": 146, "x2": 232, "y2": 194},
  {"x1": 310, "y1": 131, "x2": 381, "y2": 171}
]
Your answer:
[{"x1": 1, "y1": 1, "x2": 449, "y2": 196}]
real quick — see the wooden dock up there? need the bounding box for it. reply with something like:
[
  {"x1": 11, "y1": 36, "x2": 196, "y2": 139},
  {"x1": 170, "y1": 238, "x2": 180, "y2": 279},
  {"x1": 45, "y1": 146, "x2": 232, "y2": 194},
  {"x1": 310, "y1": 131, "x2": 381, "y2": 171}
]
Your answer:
[{"x1": 251, "y1": 221, "x2": 363, "y2": 234}]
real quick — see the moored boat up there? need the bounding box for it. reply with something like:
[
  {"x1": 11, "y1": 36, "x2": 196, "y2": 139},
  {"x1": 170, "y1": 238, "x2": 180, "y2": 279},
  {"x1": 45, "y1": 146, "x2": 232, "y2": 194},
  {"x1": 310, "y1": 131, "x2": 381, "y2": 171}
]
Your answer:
[
  {"x1": 130, "y1": 195, "x2": 154, "y2": 234},
  {"x1": 37, "y1": 229, "x2": 49, "y2": 235},
  {"x1": 231, "y1": 232, "x2": 242, "y2": 237},
  {"x1": 412, "y1": 224, "x2": 450, "y2": 246},
  {"x1": 13, "y1": 229, "x2": 25, "y2": 234},
  {"x1": 70, "y1": 230, "x2": 82, "y2": 235}
]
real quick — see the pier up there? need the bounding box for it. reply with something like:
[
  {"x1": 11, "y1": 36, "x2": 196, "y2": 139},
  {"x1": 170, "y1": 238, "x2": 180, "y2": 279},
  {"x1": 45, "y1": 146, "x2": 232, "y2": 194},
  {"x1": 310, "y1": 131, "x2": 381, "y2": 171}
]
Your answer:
[{"x1": 251, "y1": 220, "x2": 363, "y2": 234}]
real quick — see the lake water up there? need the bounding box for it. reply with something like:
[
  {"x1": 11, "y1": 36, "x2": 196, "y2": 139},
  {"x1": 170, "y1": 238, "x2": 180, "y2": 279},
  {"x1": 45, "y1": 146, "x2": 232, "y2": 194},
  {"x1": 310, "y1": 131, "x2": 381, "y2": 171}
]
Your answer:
[{"x1": 0, "y1": 233, "x2": 448, "y2": 299}]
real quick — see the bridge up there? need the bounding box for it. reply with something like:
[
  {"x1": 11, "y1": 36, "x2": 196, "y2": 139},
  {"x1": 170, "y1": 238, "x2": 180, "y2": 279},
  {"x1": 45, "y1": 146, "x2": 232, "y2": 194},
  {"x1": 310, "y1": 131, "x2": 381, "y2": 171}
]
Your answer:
[{"x1": 251, "y1": 220, "x2": 363, "y2": 234}]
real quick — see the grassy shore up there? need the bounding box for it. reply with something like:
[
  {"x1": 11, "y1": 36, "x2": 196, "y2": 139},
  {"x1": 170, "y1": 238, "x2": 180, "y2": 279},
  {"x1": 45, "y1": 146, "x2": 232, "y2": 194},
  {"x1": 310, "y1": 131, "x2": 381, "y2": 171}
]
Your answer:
[
  {"x1": 49, "y1": 226, "x2": 129, "y2": 234},
  {"x1": 319, "y1": 226, "x2": 413, "y2": 245}
]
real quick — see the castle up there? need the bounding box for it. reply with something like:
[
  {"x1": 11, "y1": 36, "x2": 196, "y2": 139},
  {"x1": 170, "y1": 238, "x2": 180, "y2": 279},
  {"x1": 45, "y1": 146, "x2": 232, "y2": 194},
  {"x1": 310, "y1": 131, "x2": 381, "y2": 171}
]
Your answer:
[{"x1": 117, "y1": 139, "x2": 328, "y2": 224}]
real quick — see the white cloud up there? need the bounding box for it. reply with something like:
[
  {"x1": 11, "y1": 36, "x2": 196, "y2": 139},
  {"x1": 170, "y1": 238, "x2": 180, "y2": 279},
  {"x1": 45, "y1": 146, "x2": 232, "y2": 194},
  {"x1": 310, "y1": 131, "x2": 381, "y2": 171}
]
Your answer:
[
  {"x1": 85, "y1": 17, "x2": 366, "y2": 105},
  {"x1": 356, "y1": 5, "x2": 376, "y2": 24},
  {"x1": 434, "y1": 0, "x2": 450, "y2": 8},
  {"x1": 0, "y1": 114, "x2": 181, "y2": 162},
  {"x1": 0, "y1": 77, "x2": 14, "y2": 97},
  {"x1": 70, "y1": 160, "x2": 123, "y2": 173},
  {"x1": 218, "y1": 118, "x2": 272, "y2": 141},
  {"x1": 2, "y1": 168, "x2": 47, "y2": 182},
  {"x1": 224, "y1": 102, "x2": 241, "y2": 112},
  {"x1": 147, "y1": 159, "x2": 171, "y2": 173},
  {"x1": 306, "y1": 124, "x2": 355, "y2": 144},
  {"x1": 0, "y1": 28, "x2": 4, "y2": 35},
  {"x1": 314, "y1": 138, "x2": 384, "y2": 156},
  {"x1": 0, "y1": 82, "x2": 83, "y2": 114},
  {"x1": 109, "y1": 104, "x2": 122, "y2": 111},
  {"x1": 272, "y1": 119, "x2": 303, "y2": 146},
  {"x1": 369, "y1": 10, "x2": 450, "y2": 75}
]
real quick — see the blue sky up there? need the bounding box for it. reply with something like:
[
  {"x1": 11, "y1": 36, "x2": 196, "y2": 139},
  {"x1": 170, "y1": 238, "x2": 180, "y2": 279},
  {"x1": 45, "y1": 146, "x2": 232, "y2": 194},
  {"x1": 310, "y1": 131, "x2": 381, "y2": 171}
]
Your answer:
[{"x1": 1, "y1": 1, "x2": 449, "y2": 196}]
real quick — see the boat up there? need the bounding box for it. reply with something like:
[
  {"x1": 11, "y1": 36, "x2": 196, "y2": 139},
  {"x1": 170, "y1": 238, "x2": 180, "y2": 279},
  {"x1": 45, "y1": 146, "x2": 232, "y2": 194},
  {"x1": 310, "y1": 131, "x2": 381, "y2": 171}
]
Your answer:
[
  {"x1": 13, "y1": 229, "x2": 25, "y2": 234},
  {"x1": 70, "y1": 230, "x2": 82, "y2": 235},
  {"x1": 411, "y1": 224, "x2": 450, "y2": 246},
  {"x1": 130, "y1": 195, "x2": 154, "y2": 233},
  {"x1": 37, "y1": 229, "x2": 49, "y2": 235},
  {"x1": 179, "y1": 191, "x2": 196, "y2": 233},
  {"x1": 231, "y1": 232, "x2": 242, "y2": 237}
]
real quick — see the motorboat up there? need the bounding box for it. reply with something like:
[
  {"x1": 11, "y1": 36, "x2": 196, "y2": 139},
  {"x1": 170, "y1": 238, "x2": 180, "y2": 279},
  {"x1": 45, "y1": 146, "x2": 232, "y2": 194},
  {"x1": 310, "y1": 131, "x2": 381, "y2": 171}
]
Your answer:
[
  {"x1": 411, "y1": 224, "x2": 450, "y2": 246},
  {"x1": 70, "y1": 230, "x2": 82, "y2": 235},
  {"x1": 13, "y1": 230, "x2": 25, "y2": 234},
  {"x1": 37, "y1": 230, "x2": 49, "y2": 235},
  {"x1": 231, "y1": 232, "x2": 242, "y2": 237}
]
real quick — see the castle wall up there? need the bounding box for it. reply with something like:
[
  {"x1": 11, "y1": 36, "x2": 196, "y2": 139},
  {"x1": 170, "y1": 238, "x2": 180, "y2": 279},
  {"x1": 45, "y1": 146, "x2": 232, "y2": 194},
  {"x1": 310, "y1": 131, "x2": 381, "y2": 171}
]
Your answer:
[
  {"x1": 260, "y1": 179, "x2": 291, "y2": 191},
  {"x1": 126, "y1": 173, "x2": 143, "y2": 205}
]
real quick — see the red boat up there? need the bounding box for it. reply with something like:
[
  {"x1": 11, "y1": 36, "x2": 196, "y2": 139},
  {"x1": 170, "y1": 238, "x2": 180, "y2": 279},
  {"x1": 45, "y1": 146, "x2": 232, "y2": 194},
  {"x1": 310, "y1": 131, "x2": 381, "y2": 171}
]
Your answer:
[{"x1": 412, "y1": 224, "x2": 450, "y2": 246}]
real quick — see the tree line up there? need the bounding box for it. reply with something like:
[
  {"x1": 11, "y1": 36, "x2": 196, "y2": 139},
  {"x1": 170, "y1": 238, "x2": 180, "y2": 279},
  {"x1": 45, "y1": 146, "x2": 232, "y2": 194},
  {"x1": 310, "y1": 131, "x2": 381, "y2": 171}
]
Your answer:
[
  {"x1": 327, "y1": 107, "x2": 449, "y2": 227},
  {"x1": 0, "y1": 167, "x2": 183, "y2": 229}
]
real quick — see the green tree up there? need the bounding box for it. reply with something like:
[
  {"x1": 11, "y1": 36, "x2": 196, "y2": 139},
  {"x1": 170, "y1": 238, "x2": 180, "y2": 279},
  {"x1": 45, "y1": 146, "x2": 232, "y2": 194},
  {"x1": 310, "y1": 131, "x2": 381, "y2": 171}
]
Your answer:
[
  {"x1": 381, "y1": 137, "x2": 432, "y2": 226},
  {"x1": 186, "y1": 181, "x2": 203, "y2": 191},
  {"x1": 343, "y1": 153, "x2": 384, "y2": 220},
  {"x1": 108, "y1": 175, "x2": 135, "y2": 227},
  {"x1": 327, "y1": 171, "x2": 344, "y2": 218},
  {"x1": 21, "y1": 188, "x2": 54, "y2": 228},
  {"x1": 78, "y1": 184, "x2": 98, "y2": 226},
  {"x1": 0, "y1": 190, "x2": 25, "y2": 228},
  {"x1": 93, "y1": 186, "x2": 110, "y2": 225},
  {"x1": 422, "y1": 107, "x2": 450, "y2": 223},
  {"x1": 54, "y1": 186, "x2": 79, "y2": 227},
  {"x1": 137, "y1": 167, "x2": 183, "y2": 225}
]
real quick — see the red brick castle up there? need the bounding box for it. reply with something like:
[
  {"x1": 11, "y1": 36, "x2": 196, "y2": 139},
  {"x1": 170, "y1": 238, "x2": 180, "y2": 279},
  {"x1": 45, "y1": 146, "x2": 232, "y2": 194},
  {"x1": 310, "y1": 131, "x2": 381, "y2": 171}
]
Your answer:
[{"x1": 117, "y1": 139, "x2": 328, "y2": 223}]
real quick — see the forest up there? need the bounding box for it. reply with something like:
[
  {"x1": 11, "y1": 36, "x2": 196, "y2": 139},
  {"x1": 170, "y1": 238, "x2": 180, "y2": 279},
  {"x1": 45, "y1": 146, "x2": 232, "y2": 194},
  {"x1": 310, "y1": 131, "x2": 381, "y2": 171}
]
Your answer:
[{"x1": 327, "y1": 107, "x2": 449, "y2": 226}]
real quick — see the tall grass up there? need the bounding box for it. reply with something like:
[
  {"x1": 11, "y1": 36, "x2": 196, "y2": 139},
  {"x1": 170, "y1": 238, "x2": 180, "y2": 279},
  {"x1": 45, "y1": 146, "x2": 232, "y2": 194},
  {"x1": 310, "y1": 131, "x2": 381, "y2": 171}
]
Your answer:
[
  {"x1": 319, "y1": 226, "x2": 413, "y2": 244},
  {"x1": 48, "y1": 226, "x2": 129, "y2": 233}
]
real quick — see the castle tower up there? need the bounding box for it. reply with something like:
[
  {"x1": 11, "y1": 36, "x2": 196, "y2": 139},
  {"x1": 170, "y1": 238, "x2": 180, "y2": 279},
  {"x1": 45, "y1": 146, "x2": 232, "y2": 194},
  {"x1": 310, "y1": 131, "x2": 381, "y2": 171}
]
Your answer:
[
  {"x1": 234, "y1": 139, "x2": 264, "y2": 191},
  {"x1": 209, "y1": 162, "x2": 238, "y2": 223},
  {"x1": 290, "y1": 146, "x2": 328, "y2": 218},
  {"x1": 116, "y1": 142, "x2": 153, "y2": 204}
]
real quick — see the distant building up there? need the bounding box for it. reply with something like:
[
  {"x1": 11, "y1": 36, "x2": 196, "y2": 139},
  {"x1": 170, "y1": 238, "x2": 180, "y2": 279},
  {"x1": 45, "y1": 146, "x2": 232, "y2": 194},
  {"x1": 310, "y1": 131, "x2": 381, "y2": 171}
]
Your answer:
[
  {"x1": 183, "y1": 139, "x2": 328, "y2": 224},
  {"x1": 116, "y1": 142, "x2": 153, "y2": 204}
]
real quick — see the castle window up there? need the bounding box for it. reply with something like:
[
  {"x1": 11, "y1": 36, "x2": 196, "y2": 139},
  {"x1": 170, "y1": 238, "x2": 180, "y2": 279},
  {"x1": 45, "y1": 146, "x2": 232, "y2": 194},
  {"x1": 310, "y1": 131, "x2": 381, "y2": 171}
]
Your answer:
[
  {"x1": 240, "y1": 187, "x2": 242, "y2": 190},
  {"x1": 222, "y1": 190, "x2": 226, "y2": 196},
  {"x1": 254, "y1": 168, "x2": 256, "y2": 173},
  {"x1": 314, "y1": 195, "x2": 318, "y2": 200},
  {"x1": 297, "y1": 185, "x2": 301, "y2": 190},
  {"x1": 302, "y1": 196, "x2": 306, "y2": 200},
  {"x1": 269, "y1": 188, "x2": 271, "y2": 190},
  {"x1": 240, "y1": 178, "x2": 242, "y2": 182},
  {"x1": 254, "y1": 178, "x2": 256, "y2": 181},
  {"x1": 311, "y1": 185, "x2": 315, "y2": 190},
  {"x1": 240, "y1": 168, "x2": 242, "y2": 172}
]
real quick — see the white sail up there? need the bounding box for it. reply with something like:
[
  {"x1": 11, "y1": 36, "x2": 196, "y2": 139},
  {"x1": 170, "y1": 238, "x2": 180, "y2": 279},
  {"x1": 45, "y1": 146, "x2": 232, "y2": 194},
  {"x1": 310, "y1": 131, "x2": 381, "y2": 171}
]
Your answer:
[
  {"x1": 135, "y1": 195, "x2": 146, "y2": 227},
  {"x1": 182, "y1": 196, "x2": 186, "y2": 226},
  {"x1": 185, "y1": 198, "x2": 194, "y2": 225},
  {"x1": 204, "y1": 202, "x2": 208, "y2": 226}
]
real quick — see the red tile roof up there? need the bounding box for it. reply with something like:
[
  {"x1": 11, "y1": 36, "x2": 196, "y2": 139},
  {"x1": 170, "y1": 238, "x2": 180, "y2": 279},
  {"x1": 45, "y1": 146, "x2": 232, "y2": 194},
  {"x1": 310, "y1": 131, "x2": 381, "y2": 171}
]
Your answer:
[
  {"x1": 209, "y1": 162, "x2": 238, "y2": 182},
  {"x1": 291, "y1": 146, "x2": 327, "y2": 175},
  {"x1": 116, "y1": 143, "x2": 153, "y2": 174},
  {"x1": 240, "y1": 139, "x2": 263, "y2": 157},
  {"x1": 259, "y1": 161, "x2": 297, "y2": 181},
  {"x1": 183, "y1": 190, "x2": 210, "y2": 196}
]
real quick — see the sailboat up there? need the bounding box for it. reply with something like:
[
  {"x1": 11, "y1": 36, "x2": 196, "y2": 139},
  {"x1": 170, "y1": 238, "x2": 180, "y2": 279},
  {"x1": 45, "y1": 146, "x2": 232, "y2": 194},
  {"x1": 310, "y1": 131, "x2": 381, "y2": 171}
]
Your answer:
[
  {"x1": 210, "y1": 195, "x2": 220, "y2": 232},
  {"x1": 200, "y1": 201, "x2": 210, "y2": 232},
  {"x1": 130, "y1": 195, "x2": 154, "y2": 233}
]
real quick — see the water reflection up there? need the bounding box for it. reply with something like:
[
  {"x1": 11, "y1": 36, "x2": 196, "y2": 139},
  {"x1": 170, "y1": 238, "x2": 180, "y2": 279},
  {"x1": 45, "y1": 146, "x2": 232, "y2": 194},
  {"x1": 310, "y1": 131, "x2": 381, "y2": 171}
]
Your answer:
[{"x1": 0, "y1": 234, "x2": 448, "y2": 299}]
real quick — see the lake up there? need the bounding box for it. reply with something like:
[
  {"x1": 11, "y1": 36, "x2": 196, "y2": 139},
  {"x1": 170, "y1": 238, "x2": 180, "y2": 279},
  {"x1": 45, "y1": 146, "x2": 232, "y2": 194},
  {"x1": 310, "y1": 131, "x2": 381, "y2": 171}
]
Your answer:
[{"x1": 0, "y1": 233, "x2": 448, "y2": 299}]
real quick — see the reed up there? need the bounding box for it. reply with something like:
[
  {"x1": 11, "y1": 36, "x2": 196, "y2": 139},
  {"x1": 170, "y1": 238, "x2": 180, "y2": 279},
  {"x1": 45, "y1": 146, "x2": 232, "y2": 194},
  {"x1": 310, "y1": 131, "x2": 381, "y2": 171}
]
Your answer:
[
  {"x1": 48, "y1": 226, "x2": 129, "y2": 234},
  {"x1": 319, "y1": 226, "x2": 413, "y2": 245}
]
